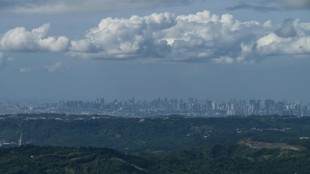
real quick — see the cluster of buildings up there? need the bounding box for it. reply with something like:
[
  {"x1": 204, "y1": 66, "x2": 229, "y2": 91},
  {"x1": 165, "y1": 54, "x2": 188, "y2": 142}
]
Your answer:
[
  {"x1": 0, "y1": 98, "x2": 309, "y2": 117},
  {"x1": 0, "y1": 133, "x2": 23, "y2": 148}
]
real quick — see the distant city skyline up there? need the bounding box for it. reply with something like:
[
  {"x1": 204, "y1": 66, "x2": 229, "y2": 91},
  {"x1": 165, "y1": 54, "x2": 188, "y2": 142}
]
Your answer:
[{"x1": 1, "y1": 97, "x2": 309, "y2": 117}]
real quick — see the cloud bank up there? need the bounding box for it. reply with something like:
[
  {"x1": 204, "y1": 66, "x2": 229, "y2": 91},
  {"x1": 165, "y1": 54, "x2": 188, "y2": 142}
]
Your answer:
[
  {"x1": 69, "y1": 13, "x2": 176, "y2": 60},
  {"x1": 2, "y1": 0, "x2": 193, "y2": 14},
  {"x1": 0, "y1": 24, "x2": 69, "y2": 52},
  {"x1": 69, "y1": 11, "x2": 266, "y2": 62},
  {"x1": 257, "y1": 19, "x2": 310, "y2": 56},
  {"x1": 1, "y1": 10, "x2": 310, "y2": 63},
  {"x1": 68, "y1": 11, "x2": 310, "y2": 63}
]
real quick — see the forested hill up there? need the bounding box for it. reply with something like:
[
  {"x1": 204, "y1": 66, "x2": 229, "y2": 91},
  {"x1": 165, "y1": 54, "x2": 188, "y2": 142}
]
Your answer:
[
  {"x1": 1, "y1": 115, "x2": 310, "y2": 173},
  {"x1": 1, "y1": 142, "x2": 310, "y2": 174},
  {"x1": 0, "y1": 145, "x2": 148, "y2": 174},
  {"x1": 0, "y1": 115, "x2": 310, "y2": 153}
]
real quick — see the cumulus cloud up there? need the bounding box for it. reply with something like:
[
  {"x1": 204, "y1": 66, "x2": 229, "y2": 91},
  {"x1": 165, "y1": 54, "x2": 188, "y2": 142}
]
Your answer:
[
  {"x1": 0, "y1": 24, "x2": 69, "y2": 52},
  {"x1": 158, "y1": 11, "x2": 270, "y2": 63},
  {"x1": 257, "y1": 33, "x2": 310, "y2": 55},
  {"x1": 257, "y1": 19, "x2": 310, "y2": 56},
  {"x1": 68, "y1": 11, "x2": 310, "y2": 63},
  {"x1": 68, "y1": 11, "x2": 272, "y2": 63},
  {"x1": 69, "y1": 13, "x2": 175, "y2": 59},
  {"x1": 3, "y1": 0, "x2": 193, "y2": 14},
  {"x1": 1, "y1": 10, "x2": 310, "y2": 64}
]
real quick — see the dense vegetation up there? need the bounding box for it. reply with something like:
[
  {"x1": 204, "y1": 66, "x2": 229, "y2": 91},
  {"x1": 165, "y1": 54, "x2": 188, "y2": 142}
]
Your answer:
[
  {"x1": 1, "y1": 142, "x2": 310, "y2": 174},
  {"x1": 1, "y1": 115, "x2": 310, "y2": 173},
  {"x1": 0, "y1": 115, "x2": 309, "y2": 153},
  {"x1": 0, "y1": 145, "x2": 147, "y2": 174}
]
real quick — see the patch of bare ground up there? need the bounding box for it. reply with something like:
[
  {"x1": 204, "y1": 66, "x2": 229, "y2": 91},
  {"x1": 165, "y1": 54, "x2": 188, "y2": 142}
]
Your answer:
[{"x1": 239, "y1": 139, "x2": 304, "y2": 151}]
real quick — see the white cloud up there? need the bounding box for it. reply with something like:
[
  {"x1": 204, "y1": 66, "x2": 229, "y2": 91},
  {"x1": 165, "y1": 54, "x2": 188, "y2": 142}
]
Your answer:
[
  {"x1": 0, "y1": 24, "x2": 69, "y2": 52},
  {"x1": 1, "y1": 10, "x2": 310, "y2": 64},
  {"x1": 256, "y1": 19, "x2": 310, "y2": 56},
  {"x1": 19, "y1": 62, "x2": 63, "y2": 73},
  {"x1": 68, "y1": 11, "x2": 310, "y2": 63},
  {"x1": 6, "y1": 0, "x2": 193, "y2": 14},
  {"x1": 158, "y1": 11, "x2": 269, "y2": 62},
  {"x1": 69, "y1": 13, "x2": 175, "y2": 59},
  {"x1": 257, "y1": 33, "x2": 310, "y2": 55},
  {"x1": 19, "y1": 67, "x2": 33, "y2": 73},
  {"x1": 46, "y1": 62, "x2": 62, "y2": 72},
  {"x1": 69, "y1": 11, "x2": 273, "y2": 63}
]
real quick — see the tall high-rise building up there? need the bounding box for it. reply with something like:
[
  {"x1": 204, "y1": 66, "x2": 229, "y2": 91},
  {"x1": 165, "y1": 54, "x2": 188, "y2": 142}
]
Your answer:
[
  {"x1": 265, "y1": 99, "x2": 275, "y2": 115},
  {"x1": 18, "y1": 133, "x2": 22, "y2": 146}
]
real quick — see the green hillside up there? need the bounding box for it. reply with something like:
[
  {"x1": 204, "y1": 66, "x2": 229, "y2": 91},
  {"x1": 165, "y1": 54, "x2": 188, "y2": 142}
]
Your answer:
[
  {"x1": 0, "y1": 115, "x2": 310, "y2": 153},
  {"x1": 1, "y1": 142, "x2": 310, "y2": 174},
  {"x1": 0, "y1": 146, "x2": 148, "y2": 174},
  {"x1": 145, "y1": 141, "x2": 310, "y2": 174}
]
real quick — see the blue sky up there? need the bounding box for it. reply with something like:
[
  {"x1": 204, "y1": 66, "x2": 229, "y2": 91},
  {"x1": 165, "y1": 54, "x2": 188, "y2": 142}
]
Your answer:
[{"x1": 0, "y1": 0, "x2": 310, "y2": 102}]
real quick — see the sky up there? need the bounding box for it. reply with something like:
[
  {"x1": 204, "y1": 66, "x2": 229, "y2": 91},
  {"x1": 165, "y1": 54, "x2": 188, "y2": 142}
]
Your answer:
[{"x1": 0, "y1": 0, "x2": 310, "y2": 102}]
